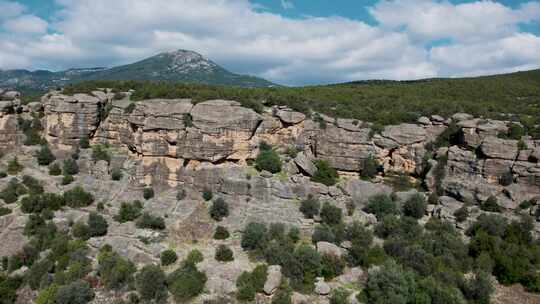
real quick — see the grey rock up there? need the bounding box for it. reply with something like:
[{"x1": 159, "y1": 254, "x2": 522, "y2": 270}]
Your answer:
[
  {"x1": 452, "y1": 113, "x2": 473, "y2": 121},
  {"x1": 263, "y1": 265, "x2": 282, "y2": 295},
  {"x1": 480, "y1": 136, "x2": 518, "y2": 160},
  {"x1": 314, "y1": 278, "x2": 331, "y2": 295},
  {"x1": 316, "y1": 241, "x2": 343, "y2": 258},
  {"x1": 382, "y1": 124, "x2": 427, "y2": 145},
  {"x1": 294, "y1": 152, "x2": 317, "y2": 176},
  {"x1": 418, "y1": 116, "x2": 431, "y2": 125},
  {"x1": 342, "y1": 179, "x2": 393, "y2": 206},
  {"x1": 275, "y1": 108, "x2": 306, "y2": 124}
]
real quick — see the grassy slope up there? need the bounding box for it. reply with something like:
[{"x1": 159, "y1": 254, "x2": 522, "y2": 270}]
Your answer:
[{"x1": 62, "y1": 69, "x2": 540, "y2": 126}]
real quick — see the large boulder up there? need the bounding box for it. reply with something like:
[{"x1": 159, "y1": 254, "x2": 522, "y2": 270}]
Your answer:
[
  {"x1": 316, "y1": 241, "x2": 343, "y2": 258},
  {"x1": 294, "y1": 152, "x2": 317, "y2": 176},
  {"x1": 275, "y1": 107, "x2": 306, "y2": 124},
  {"x1": 381, "y1": 124, "x2": 427, "y2": 145},
  {"x1": 263, "y1": 265, "x2": 282, "y2": 295},
  {"x1": 480, "y1": 137, "x2": 518, "y2": 160}
]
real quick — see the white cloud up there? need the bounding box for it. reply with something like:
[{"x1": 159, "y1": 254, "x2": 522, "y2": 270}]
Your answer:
[
  {"x1": 0, "y1": 0, "x2": 539, "y2": 85},
  {"x1": 281, "y1": 0, "x2": 294, "y2": 10},
  {"x1": 3, "y1": 15, "x2": 48, "y2": 34},
  {"x1": 0, "y1": 0, "x2": 24, "y2": 20}
]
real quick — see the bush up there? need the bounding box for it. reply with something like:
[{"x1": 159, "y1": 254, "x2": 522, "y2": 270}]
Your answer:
[
  {"x1": 321, "y1": 254, "x2": 346, "y2": 280},
  {"x1": 241, "y1": 222, "x2": 267, "y2": 251},
  {"x1": 79, "y1": 137, "x2": 90, "y2": 149},
  {"x1": 454, "y1": 206, "x2": 469, "y2": 223},
  {"x1": 215, "y1": 245, "x2": 234, "y2": 262},
  {"x1": 320, "y1": 202, "x2": 343, "y2": 226},
  {"x1": 72, "y1": 221, "x2": 90, "y2": 240},
  {"x1": 185, "y1": 249, "x2": 204, "y2": 265},
  {"x1": 481, "y1": 196, "x2": 502, "y2": 213},
  {"x1": 88, "y1": 212, "x2": 108, "y2": 237},
  {"x1": 360, "y1": 155, "x2": 378, "y2": 180},
  {"x1": 462, "y1": 271, "x2": 494, "y2": 304},
  {"x1": 365, "y1": 194, "x2": 398, "y2": 219},
  {"x1": 288, "y1": 244, "x2": 322, "y2": 289},
  {"x1": 22, "y1": 175, "x2": 44, "y2": 195},
  {"x1": 63, "y1": 159, "x2": 79, "y2": 175},
  {"x1": 176, "y1": 189, "x2": 186, "y2": 200},
  {"x1": 114, "y1": 200, "x2": 143, "y2": 223},
  {"x1": 160, "y1": 249, "x2": 178, "y2": 266},
  {"x1": 142, "y1": 187, "x2": 154, "y2": 200},
  {"x1": 97, "y1": 246, "x2": 136, "y2": 290},
  {"x1": 92, "y1": 145, "x2": 110, "y2": 163},
  {"x1": 311, "y1": 160, "x2": 338, "y2": 186},
  {"x1": 136, "y1": 212, "x2": 165, "y2": 230},
  {"x1": 61, "y1": 175, "x2": 74, "y2": 185},
  {"x1": 0, "y1": 275, "x2": 23, "y2": 303},
  {"x1": 214, "y1": 226, "x2": 230, "y2": 240},
  {"x1": 312, "y1": 225, "x2": 336, "y2": 244},
  {"x1": 7, "y1": 157, "x2": 22, "y2": 175},
  {"x1": 55, "y1": 280, "x2": 94, "y2": 304},
  {"x1": 202, "y1": 189, "x2": 213, "y2": 201},
  {"x1": 36, "y1": 145, "x2": 56, "y2": 166},
  {"x1": 299, "y1": 195, "x2": 320, "y2": 219},
  {"x1": 0, "y1": 179, "x2": 23, "y2": 204},
  {"x1": 330, "y1": 288, "x2": 351, "y2": 304},
  {"x1": 0, "y1": 207, "x2": 11, "y2": 217},
  {"x1": 402, "y1": 194, "x2": 427, "y2": 219},
  {"x1": 63, "y1": 186, "x2": 94, "y2": 208},
  {"x1": 362, "y1": 260, "x2": 416, "y2": 304},
  {"x1": 135, "y1": 265, "x2": 167, "y2": 303},
  {"x1": 35, "y1": 284, "x2": 59, "y2": 304},
  {"x1": 49, "y1": 163, "x2": 61, "y2": 176},
  {"x1": 288, "y1": 226, "x2": 301, "y2": 243},
  {"x1": 209, "y1": 197, "x2": 229, "y2": 221},
  {"x1": 255, "y1": 146, "x2": 282, "y2": 173},
  {"x1": 167, "y1": 262, "x2": 207, "y2": 302},
  {"x1": 236, "y1": 265, "x2": 268, "y2": 302},
  {"x1": 111, "y1": 169, "x2": 123, "y2": 181}
]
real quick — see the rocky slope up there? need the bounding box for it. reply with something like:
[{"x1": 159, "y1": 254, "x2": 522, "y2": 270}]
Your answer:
[{"x1": 0, "y1": 88, "x2": 539, "y2": 303}]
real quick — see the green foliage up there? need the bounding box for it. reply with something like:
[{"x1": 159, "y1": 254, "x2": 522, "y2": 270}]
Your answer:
[
  {"x1": 111, "y1": 168, "x2": 123, "y2": 181},
  {"x1": 136, "y1": 212, "x2": 165, "y2": 230},
  {"x1": 213, "y1": 226, "x2": 230, "y2": 240},
  {"x1": 167, "y1": 262, "x2": 207, "y2": 302},
  {"x1": 0, "y1": 206, "x2": 12, "y2": 217},
  {"x1": 97, "y1": 246, "x2": 136, "y2": 290},
  {"x1": 79, "y1": 137, "x2": 90, "y2": 149},
  {"x1": 63, "y1": 186, "x2": 94, "y2": 208},
  {"x1": 299, "y1": 195, "x2": 320, "y2": 219},
  {"x1": 7, "y1": 157, "x2": 23, "y2": 175},
  {"x1": 209, "y1": 197, "x2": 229, "y2": 221},
  {"x1": 215, "y1": 245, "x2": 234, "y2": 262},
  {"x1": 142, "y1": 187, "x2": 154, "y2": 200},
  {"x1": 365, "y1": 194, "x2": 398, "y2": 220},
  {"x1": 255, "y1": 145, "x2": 282, "y2": 173},
  {"x1": 360, "y1": 155, "x2": 379, "y2": 180},
  {"x1": 321, "y1": 254, "x2": 346, "y2": 280},
  {"x1": 481, "y1": 196, "x2": 502, "y2": 213},
  {"x1": 88, "y1": 212, "x2": 108, "y2": 237},
  {"x1": 72, "y1": 221, "x2": 90, "y2": 240},
  {"x1": 36, "y1": 145, "x2": 56, "y2": 166},
  {"x1": 55, "y1": 280, "x2": 94, "y2": 304},
  {"x1": 320, "y1": 202, "x2": 343, "y2": 226},
  {"x1": 160, "y1": 249, "x2": 177, "y2": 266},
  {"x1": 0, "y1": 179, "x2": 25, "y2": 204},
  {"x1": 402, "y1": 194, "x2": 427, "y2": 219},
  {"x1": 61, "y1": 175, "x2": 74, "y2": 185},
  {"x1": 362, "y1": 260, "x2": 416, "y2": 304},
  {"x1": 91, "y1": 145, "x2": 110, "y2": 163},
  {"x1": 454, "y1": 206, "x2": 469, "y2": 223},
  {"x1": 499, "y1": 123, "x2": 526, "y2": 140},
  {"x1": 236, "y1": 264, "x2": 268, "y2": 301},
  {"x1": 49, "y1": 163, "x2": 61, "y2": 176},
  {"x1": 19, "y1": 116, "x2": 45, "y2": 146},
  {"x1": 63, "y1": 159, "x2": 79, "y2": 175},
  {"x1": 22, "y1": 175, "x2": 44, "y2": 195},
  {"x1": 114, "y1": 200, "x2": 143, "y2": 223},
  {"x1": 462, "y1": 271, "x2": 494, "y2": 304},
  {"x1": 202, "y1": 189, "x2": 213, "y2": 201},
  {"x1": 185, "y1": 249, "x2": 204, "y2": 265},
  {"x1": 35, "y1": 284, "x2": 59, "y2": 304},
  {"x1": 241, "y1": 222, "x2": 267, "y2": 251},
  {"x1": 0, "y1": 275, "x2": 23, "y2": 304},
  {"x1": 330, "y1": 288, "x2": 351, "y2": 304},
  {"x1": 311, "y1": 160, "x2": 338, "y2": 186},
  {"x1": 432, "y1": 122, "x2": 461, "y2": 149},
  {"x1": 135, "y1": 265, "x2": 167, "y2": 303}
]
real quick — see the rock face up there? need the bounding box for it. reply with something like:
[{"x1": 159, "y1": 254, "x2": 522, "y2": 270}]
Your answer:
[{"x1": 263, "y1": 265, "x2": 282, "y2": 295}]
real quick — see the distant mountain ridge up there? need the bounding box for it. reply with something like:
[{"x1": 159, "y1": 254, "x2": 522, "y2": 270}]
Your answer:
[{"x1": 0, "y1": 50, "x2": 275, "y2": 92}]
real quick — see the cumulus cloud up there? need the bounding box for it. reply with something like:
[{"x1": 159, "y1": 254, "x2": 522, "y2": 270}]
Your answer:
[
  {"x1": 0, "y1": 0, "x2": 24, "y2": 20},
  {"x1": 0, "y1": 0, "x2": 539, "y2": 85},
  {"x1": 3, "y1": 15, "x2": 48, "y2": 34}
]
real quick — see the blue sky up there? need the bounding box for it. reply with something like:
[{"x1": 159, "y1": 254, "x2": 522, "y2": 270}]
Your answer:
[{"x1": 2, "y1": 0, "x2": 540, "y2": 85}]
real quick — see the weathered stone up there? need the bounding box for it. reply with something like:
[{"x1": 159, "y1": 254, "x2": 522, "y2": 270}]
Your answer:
[
  {"x1": 316, "y1": 242, "x2": 343, "y2": 258},
  {"x1": 480, "y1": 137, "x2": 518, "y2": 160},
  {"x1": 342, "y1": 179, "x2": 393, "y2": 206},
  {"x1": 294, "y1": 152, "x2": 317, "y2": 176},
  {"x1": 314, "y1": 278, "x2": 331, "y2": 295},
  {"x1": 418, "y1": 116, "x2": 431, "y2": 125},
  {"x1": 263, "y1": 265, "x2": 282, "y2": 295},
  {"x1": 275, "y1": 108, "x2": 306, "y2": 124},
  {"x1": 382, "y1": 124, "x2": 427, "y2": 145},
  {"x1": 452, "y1": 113, "x2": 473, "y2": 121}
]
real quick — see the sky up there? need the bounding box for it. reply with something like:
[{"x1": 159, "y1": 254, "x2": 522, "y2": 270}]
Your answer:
[{"x1": 0, "y1": 0, "x2": 539, "y2": 85}]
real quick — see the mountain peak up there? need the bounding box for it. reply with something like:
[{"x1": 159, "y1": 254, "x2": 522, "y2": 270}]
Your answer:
[{"x1": 156, "y1": 49, "x2": 217, "y2": 74}]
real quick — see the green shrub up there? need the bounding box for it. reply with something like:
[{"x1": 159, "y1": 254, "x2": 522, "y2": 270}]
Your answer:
[
  {"x1": 365, "y1": 194, "x2": 398, "y2": 219},
  {"x1": 215, "y1": 245, "x2": 234, "y2": 262},
  {"x1": 61, "y1": 175, "x2": 74, "y2": 185},
  {"x1": 454, "y1": 206, "x2": 469, "y2": 223},
  {"x1": 92, "y1": 145, "x2": 110, "y2": 163},
  {"x1": 63, "y1": 159, "x2": 79, "y2": 175},
  {"x1": 63, "y1": 186, "x2": 94, "y2": 208},
  {"x1": 136, "y1": 212, "x2": 165, "y2": 230},
  {"x1": 22, "y1": 175, "x2": 43, "y2": 195},
  {"x1": 97, "y1": 246, "x2": 136, "y2": 290},
  {"x1": 321, "y1": 254, "x2": 346, "y2": 280},
  {"x1": 506, "y1": 123, "x2": 525, "y2": 140},
  {"x1": 111, "y1": 168, "x2": 123, "y2": 181},
  {"x1": 185, "y1": 249, "x2": 204, "y2": 265},
  {"x1": 0, "y1": 207, "x2": 12, "y2": 217},
  {"x1": 287, "y1": 244, "x2": 322, "y2": 290},
  {"x1": 402, "y1": 194, "x2": 427, "y2": 219},
  {"x1": 55, "y1": 280, "x2": 94, "y2": 304},
  {"x1": 481, "y1": 196, "x2": 502, "y2": 213},
  {"x1": 199, "y1": 190, "x2": 213, "y2": 203},
  {"x1": 330, "y1": 288, "x2": 351, "y2": 304},
  {"x1": 27, "y1": 259, "x2": 53, "y2": 290},
  {"x1": 255, "y1": 146, "x2": 282, "y2": 173},
  {"x1": 236, "y1": 264, "x2": 268, "y2": 302},
  {"x1": 49, "y1": 163, "x2": 61, "y2": 176},
  {"x1": 160, "y1": 249, "x2": 178, "y2": 266},
  {"x1": 361, "y1": 260, "x2": 416, "y2": 304},
  {"x1": 214, "y1": 226, "x2": 230, "y2": 240},
  {"x1": 72, "y1": 221, "x2": 90, "y2": 240},
  {"x1": 288, "y1": 226, "x2": 301, "y2": 243},
  {"x1": 320, "y1": 202, "x2": 343, "y2": 226},
  {"x1": 0, "y1": 171, "x2": 6, "y2": 178},
  {"x1": 176, "y1": 189, "x2": 186, "y2": 200},
  {"x1": 167, "y1": 262, "x2": 207, "y2": 302},
  {"x1": 79, "y1": 137, "x2": 90, "y2": 149},
  {"x1": 36, "y1": 145, "x2": 56, "y2": 166},
  {"x1": 299, "y1": 195, "x2": 320, "y2": 219},
  {"x1": 114, "y1": 200, "x2": 143, "y2": 223},
  {"x1": 142, "y1": 187, "x2": 154, "y2": 200},
  {"x1": 272, "y1": 284, "x2": 292, "y2": 304},
  {"x1": 0, "y1": 179, "x2": 23, "y2": 204},
  {"x1": 312, "y1": 225, "x2": 336, "y2": 244},
  {"x1": 0, "y1": 274, "x2": 23, "y2": 304},
  {"x1": 360, "y1": 155, "x2": 378, "y2": 180},
  {"x1": 88, "y1": 212, "x2": 108, "y2": 237},
  {"x1": 35, "y1": 284, "x2": 59, "y2": 304},
  {"x1": 241, "y1": 222, "x2": 267, "y2": 251},
  {"x1": 311, "y1": 160, "x2": 338, "y2": 186},
  {"x1": 135, "y1": 264, "x2": 167, "y2": 303},
  {"x1": 7, "y1": 157, "x2": 23, "y2": 175},
  {"x1": 462, "y1": 271, "x2": 494, "y2": 304},
  {"x1": 209, "y1": 197, "x2": 229, "y2": 221},
  {"x1": 183, "y1": 113, "x2": 193, "y2": 127}
]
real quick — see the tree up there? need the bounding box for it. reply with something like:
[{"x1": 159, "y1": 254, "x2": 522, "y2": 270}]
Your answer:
[
  {"x1": 481, "y1": 196, "x2": 502, "y2": 213},
  {"x1": 462, "y1": 271, "x2": 494, "y2": 304},
  {"x1": 114, "y1": 200, "x2": 143, "y2": 223},
  {"x1": 320, "y1": 202, "x2": 343, "y2": 226},
  {"x1": 36, "y1": 145, "x2": 56, "y2": 166},
  {"x1": 311, "y1": 160, "x2": 338, "y2": 186},
  {"x1": 215, "y1": 245, "x2": 234, "y2": 262},
  {"x1": 167, "y1": 262, "x2": 207, "y2": 302},
  {"x1": 135, "y1": 265, "x2": 167, "y2": 303},
  {"x1": 330, "y1": 288, "x2": 351, "y2": 304},
  {"x1": 454, "y1": 206, "x2": 469, "y2": 223},
  {"x1": 362, "y1": 260, "x2": 416, "y2": 304},
  {"x1": 143, "y1": 187, "x2": 154, "y2": 200},
  {"x1": 87, "y1": 212, "x2": 108, "y2": 237},
  {"x1": 97, "y1": 247, "x2": 136, "y2": 290},
  {"x1": 255, "y1": 145, "x2": 282, "y2": 173},
  {"x1": 160, "y1": 249, "x2": 178, "y2": 266},
  {"x1": 63, "y1": 186, "x2": 94, "y2": 208},
  {"x1": 49, "y1": 163, "x2": 61, "y2": 176},
  {"x1": 63, "y1": 159, "x2": 79, "y2": 175},
  {"x1": 321, "y1": 254, "x2": 346, "y2": 280},
  {"x1": 111, "y1": 168, "x2": 123, "y2": 181},
  {"x1": 365, "y1": 194, "x2": 398, "y2": 219},
  {"x1": 209, "y1": 198, "x2": 229, "y2": 221},
  {"x1": 360, "y1": 155, "x2": 378, "y2": 180},
  {"x1": 241, "y1": 222, "x2": 267, "y2": 251},
  {"x1": 214, "y1": 226, "x2": 230, "y2": 240},
  {"x1": 299, "y1": 195, "x2": 320, "y2": 219},
  {"x1": 202, "y1": 189, "x2": 213, "y2": 201},
  {"x1": 55, "y1": 280, "x2": 94, "y2": 304},
  {"x1": 136, "y1": 213, "x2": 165, "y2": 230},
  {"x1": 402, "y1": 194, "x2": 427, "y2": 219}
]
